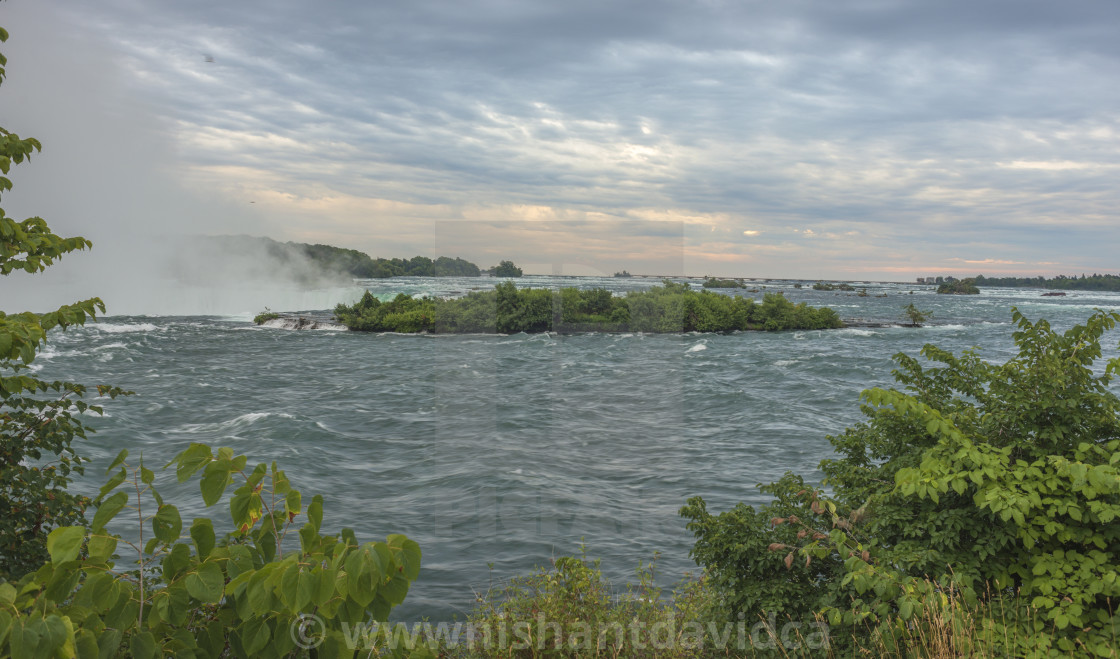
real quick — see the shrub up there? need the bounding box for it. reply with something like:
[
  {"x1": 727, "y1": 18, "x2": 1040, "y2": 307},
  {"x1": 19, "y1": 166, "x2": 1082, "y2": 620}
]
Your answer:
[
  {"x1": 464, "y1": 549, "x2": 719, "y2": 658},
  {"x1": 253, "y1": 310, "x2": 280, "y2": 325},
  {"x1": 0, "y1": 443, "x2": 423, "y2": 658},
  {"x1": 682, "y1": 309, "x2": 1120, "y2": 656},
  {"x1": 901, "y1": 303, "x2": 932, "y2": 326}
]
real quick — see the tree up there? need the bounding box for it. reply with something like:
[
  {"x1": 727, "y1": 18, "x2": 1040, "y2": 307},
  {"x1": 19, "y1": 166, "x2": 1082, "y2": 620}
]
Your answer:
[
  {"x1": 0, "y1": 22, "x2": 126, "y2": 580},
  {"x1": 491, "y1": 260, "x2": 523, "y2": 277},
  {"x1": 682, "y1": 309, "x2": 1120, "y2": 656},
  {"x1": 901, "y1": 302, "x2": 931, "y2": 326}
]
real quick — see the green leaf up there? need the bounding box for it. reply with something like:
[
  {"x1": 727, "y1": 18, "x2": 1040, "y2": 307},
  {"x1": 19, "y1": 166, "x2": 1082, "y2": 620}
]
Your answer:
[
  {"x1": 47, "y1": 526, "x2": 85, "y2": 564},
  {"x1": 239, "y1": 618, "x2": 271, "y2": 655},
  {"x1": 129, "y1": 631, "x2": 157, "y2": 659},
  {"x1": 388, "y1": 534, "x2": 422, "y2": 581},
  {"x1": 185, "y1": 561, "x2": 225, "y2": 604},
  {"x1": 107, "y1": 449, "x2": 129, "y2": 472},
  {"x1": 162, "y1": 543, "x2": 191, "y2": 582},
  {"x1": 190, "y1": 518, "x2": 216, "y2": 559},
  {"x1": 97, "y1": 628, "x2": 123, "y2": 659},
  {"x1": 285, "y1": 489, "x2": 302, "y2": 517},
  {"x1": 96, "y1": 468, "x2": 128, "y2": 501},
  {"x1": 308, "y1": 495, "x2": 323, "y2": 532},
  {"x1": 169, "y1": 443, "x2": 213, "y2": 482},
  {"x1": 86, "y1": 534, "x2": 118, "y2": 564},
  {"x1": 199, "y1": 461, "x2": 231, "y2": 506},
  {"x1": 91, "y1": 491, "x2": 129, "y2": 532},
  {"x1": 151, "y1": 504, "x2": 182, "y2": 543}
]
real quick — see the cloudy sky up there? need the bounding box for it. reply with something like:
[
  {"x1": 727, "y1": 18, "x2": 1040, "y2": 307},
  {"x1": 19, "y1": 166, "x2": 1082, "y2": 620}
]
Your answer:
[{"x1": 3, "y1": 0, "x2": 1120, "y2": 283}]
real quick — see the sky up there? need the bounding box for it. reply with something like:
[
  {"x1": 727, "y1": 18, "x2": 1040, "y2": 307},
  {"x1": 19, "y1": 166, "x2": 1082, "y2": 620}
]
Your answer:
[{"x1": 2, "y1": 0, "x2": 1120, "y2": 298}]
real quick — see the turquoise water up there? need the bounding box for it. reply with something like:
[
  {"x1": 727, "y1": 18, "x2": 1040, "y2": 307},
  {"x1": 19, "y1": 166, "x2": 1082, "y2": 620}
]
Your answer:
[{"x1": 30, "y1": 277, "x2": 1120, "y2": 620}]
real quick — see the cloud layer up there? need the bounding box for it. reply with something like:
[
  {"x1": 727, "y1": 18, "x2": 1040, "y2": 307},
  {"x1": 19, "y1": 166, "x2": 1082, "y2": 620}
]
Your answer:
[{"x1": 4, "y1": 0, "x2": 1120, "y2": 282}]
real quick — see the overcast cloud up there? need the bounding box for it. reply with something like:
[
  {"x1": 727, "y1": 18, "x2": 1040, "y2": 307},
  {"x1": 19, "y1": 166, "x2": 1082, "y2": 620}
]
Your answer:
[{"x1": 3, "y1": 0, "x2": 1119, "y2": 292}]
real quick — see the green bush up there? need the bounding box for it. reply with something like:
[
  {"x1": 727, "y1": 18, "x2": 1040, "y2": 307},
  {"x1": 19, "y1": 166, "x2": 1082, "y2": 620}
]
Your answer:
[
  {"x1": 253, "y1": 310, "x2": 280, "y2": 325},
  {"x1": 0, "y1": 443, "x2": 423, "y2": 658},
  {"x1": 682, "y1": 309, "x2": 1120, "y2": 656}
]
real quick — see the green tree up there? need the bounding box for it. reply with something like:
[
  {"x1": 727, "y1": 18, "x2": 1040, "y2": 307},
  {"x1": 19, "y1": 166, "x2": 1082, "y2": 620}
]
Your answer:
[
  {"x1": 682, "y1": 309, "x2": 1120, "y2": 656},
  {"x1": 901, "y1": 302, "x2": 931, "y2": 326},
  {"x1": 0, "y1": 23, "x2": 126, "y2": 580},
  {"x1": 491, "y1": 260, "x2": 523, "y2": 277}
]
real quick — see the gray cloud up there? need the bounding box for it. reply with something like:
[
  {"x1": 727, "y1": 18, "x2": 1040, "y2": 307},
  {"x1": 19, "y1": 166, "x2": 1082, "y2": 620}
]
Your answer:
[{"x1": 3, "y1": 0, "x2": 1119, "y2": 290}]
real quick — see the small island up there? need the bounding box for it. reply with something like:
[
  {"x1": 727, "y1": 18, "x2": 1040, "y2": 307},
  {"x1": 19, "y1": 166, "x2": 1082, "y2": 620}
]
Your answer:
[
  {"x1": 937, "y1": 278, "x2": 980, "y2": 295},
  {"x1": 486, "y1": 260, "x2": 523, "y2": 277},
  {"x1": 332, "y1": 281, "x2": 843, "y2": 333},
  {"x1": 701, "y1": 277, "x2": 745, "y2": 289},
  {"x1": 612, "y1": 270, "x2": 632, "y2": 278},
  {"x1": 812, "y1": 282, "x2": 855, "y2": 291}
]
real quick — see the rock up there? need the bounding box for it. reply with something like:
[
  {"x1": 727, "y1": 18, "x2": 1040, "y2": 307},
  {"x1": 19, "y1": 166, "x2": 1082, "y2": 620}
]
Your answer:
[{"x1": 260, "y1": 315, "x2": 346, "y2": 331}]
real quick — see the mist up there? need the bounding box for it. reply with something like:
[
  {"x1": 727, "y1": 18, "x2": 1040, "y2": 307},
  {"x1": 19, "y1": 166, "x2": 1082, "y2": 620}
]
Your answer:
[{"x1": 0, "y1": 2, "x2": 363, "y2": 318}]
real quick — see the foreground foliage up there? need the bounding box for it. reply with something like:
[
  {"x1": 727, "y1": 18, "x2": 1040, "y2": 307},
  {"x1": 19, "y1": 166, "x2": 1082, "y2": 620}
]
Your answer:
[
  {"x1": 0, "y1": 25, "x2": 127, "y2": 581},
  {"x1": 0, "y1": 443, "x2": 422, "y2": 658},
  {"x1": 461, "y1": 552, "x2": 727, "y2": 658},
  {"x1": 682, "y1": 309, "x2": 1120, "y2": 657},
  {"x1": 333, "y1": 281, "x2": 843, "y2": 334}
]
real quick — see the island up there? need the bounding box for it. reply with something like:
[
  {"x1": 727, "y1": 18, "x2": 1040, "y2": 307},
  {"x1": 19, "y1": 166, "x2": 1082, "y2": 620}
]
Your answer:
[
  {"x1": 701, "y1": 277, "x2": 746, "y2": 289},
  {"x1": 973, "y1": 273, "x2": 1120, "y2": 291},
  {"x1": 812, "y1": 282, "x2": 855, "y2": 291},
  {"x1": 937, "y1": 278, "x2": 980, "y2": 294},
  {"x1": 485, "y1": 260, "x2": 523, "y2": 277},
  {"x1": 186, "y1": 235, "x2": 485, "y2": 280},
  {"x1": 331, "y1": 281, "x2": 843, "y2": 333}
]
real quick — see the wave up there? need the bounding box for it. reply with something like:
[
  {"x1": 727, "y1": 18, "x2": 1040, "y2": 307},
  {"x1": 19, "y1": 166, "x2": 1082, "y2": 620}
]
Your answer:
[
  {"x1": 91, "y1": 322, "x2": 163, "y2": 333},
  {"x1": 177, "y1": 411, "x2": 297, "y2": 434}
]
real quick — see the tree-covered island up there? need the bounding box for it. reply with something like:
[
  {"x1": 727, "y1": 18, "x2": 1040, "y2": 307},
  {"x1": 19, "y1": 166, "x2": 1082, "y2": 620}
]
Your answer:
[
  {"x1": 937, "y1": 278, "x2": 981, "y2": 294},
  {"x1": 190, "y1": 235, "x2": 485, "y2": 280},
  {"x1": 332, "y1": 281, "x2": 843, "y2": 333},
  {"x1": 974, "y1": 272, "x2": 1120, "y2": 291}
]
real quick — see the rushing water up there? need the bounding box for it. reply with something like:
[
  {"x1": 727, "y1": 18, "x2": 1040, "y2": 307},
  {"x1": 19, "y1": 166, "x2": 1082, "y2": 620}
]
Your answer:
[{"x1": 28, "y1": 276, "x2": 1120, "y2": 621}]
